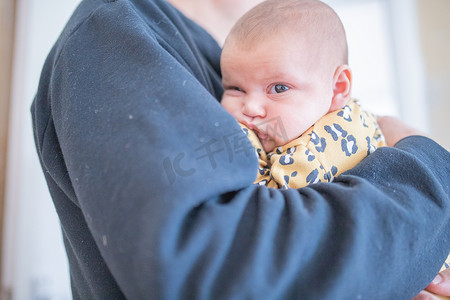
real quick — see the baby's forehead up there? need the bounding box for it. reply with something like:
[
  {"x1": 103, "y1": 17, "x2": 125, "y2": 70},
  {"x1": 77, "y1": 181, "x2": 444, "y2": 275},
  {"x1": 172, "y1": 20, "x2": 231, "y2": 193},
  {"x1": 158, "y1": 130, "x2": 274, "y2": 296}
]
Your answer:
[
  {"x1": 224, "y1": 21, "x2": 332, "y2": 58},
  {"x1": 222, "y1": 33, "x2": 331, "y2": 81},
  {"x1": 230, "y1": 9, "x2": 337, "y2": 45}
]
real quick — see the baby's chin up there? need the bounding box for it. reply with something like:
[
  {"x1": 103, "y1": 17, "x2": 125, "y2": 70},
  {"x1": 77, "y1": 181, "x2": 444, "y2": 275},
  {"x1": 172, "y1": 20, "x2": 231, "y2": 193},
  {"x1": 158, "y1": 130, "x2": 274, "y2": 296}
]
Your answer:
[
  {"x1": 261, "y1": 139, "x2": 279, "y2": 153},
  {"x1": 262, "y1": 137, "x2": 297, "y2": 153}
]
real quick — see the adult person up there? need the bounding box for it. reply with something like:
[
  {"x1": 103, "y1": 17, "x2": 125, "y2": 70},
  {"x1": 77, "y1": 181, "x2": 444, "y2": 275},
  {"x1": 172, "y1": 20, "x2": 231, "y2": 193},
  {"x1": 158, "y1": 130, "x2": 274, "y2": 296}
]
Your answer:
[{"x1": 31, "y1": 0, "x2": 450, "y2": 298}]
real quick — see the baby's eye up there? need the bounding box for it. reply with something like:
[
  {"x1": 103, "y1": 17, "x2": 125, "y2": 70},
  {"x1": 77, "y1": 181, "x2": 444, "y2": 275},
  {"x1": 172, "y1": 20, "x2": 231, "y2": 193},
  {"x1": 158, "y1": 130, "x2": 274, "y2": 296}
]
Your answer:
[
  {"x1": 230, "y1": 86, "x2": 245, "y2": 93},
  {"x1": 270, "y1": 84, "x2": 290, "y2": 94},
  {"x1": 224, "y1": 86, "x2": 245, "y2": 97}
]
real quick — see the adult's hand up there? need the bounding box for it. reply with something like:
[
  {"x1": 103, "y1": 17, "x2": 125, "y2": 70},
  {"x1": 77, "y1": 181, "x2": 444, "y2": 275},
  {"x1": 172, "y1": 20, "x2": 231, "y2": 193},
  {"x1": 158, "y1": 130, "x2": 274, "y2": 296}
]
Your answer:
[
  {"x1": 412, "y1": 269, "x2": 450, "y2": 300},
  {"x1": 377, "y1": 115, "x2": 425, "y2": 147}
]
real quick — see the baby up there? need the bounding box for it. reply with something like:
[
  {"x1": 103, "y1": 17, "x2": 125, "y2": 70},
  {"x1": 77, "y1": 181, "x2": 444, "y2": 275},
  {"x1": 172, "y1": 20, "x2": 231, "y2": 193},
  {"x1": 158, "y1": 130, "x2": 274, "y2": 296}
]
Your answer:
[
  {"x1": 221, "y1": 0, "x2": 386, "y2": 189},
  {"x1": 220, "y1": 0, "x2": 450, "y2": 292}
]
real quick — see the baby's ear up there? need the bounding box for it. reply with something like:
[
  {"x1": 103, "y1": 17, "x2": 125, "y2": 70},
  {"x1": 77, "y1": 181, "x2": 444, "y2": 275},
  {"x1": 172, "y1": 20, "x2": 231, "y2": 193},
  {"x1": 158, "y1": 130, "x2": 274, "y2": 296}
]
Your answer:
[{"x1": 329, "y1": 65, "x2": 352, "y2": 112}]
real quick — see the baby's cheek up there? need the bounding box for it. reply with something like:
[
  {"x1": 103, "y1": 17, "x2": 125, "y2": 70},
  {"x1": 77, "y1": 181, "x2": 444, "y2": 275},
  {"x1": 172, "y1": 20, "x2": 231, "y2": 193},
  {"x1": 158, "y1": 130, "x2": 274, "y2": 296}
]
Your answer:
[
  {"x1": 226, "y1": 109, "x2": 240, "y2": 120},
  {"x1": 222, "y1": 102, "x2": 241, "y2": 119},
  {"x1": 221, "y1": 97, "x2": 235, "y2": 112},
  {"x1": 285, "y1": 119, "x2": 311, "y2": 140},
  {"x1": 272, "y1": 128, "x2": 299, "y2": 149}
]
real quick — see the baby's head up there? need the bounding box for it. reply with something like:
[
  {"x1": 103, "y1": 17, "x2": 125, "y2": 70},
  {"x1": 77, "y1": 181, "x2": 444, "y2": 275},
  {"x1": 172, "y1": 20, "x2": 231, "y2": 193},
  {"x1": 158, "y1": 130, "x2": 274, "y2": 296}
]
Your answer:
[{"x1": 221, "y1": 0, "x2": 352, "y2": 152}]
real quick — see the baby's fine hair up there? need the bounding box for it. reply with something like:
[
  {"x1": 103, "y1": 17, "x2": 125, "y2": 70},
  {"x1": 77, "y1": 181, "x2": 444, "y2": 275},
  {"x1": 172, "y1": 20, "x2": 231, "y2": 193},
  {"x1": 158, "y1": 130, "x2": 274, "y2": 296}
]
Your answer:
[{"x1": 226, "y1": 0, "x2": 348, "y2": 65}]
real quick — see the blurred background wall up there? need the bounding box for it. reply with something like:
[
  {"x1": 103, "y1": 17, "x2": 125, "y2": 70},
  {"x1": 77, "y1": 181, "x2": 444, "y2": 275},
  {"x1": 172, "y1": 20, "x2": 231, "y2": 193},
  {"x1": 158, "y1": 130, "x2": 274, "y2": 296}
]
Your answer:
[
  {"x1": 1, "y1": 0, "x2": 449, "y2": 299},
  {"x1": 1, "y1": 1, "x2": 80, "y2": 299},
  {"x1": 417, "y1": 0, "x2": 450, "y2": 151}
]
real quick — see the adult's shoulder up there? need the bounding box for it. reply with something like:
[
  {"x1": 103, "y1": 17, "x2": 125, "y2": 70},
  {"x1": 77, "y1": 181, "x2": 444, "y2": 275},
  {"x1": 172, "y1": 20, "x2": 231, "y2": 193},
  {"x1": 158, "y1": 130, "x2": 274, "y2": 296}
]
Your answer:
[{"x1": 46, "y1": 0, "x2": 222, "y2": 98}]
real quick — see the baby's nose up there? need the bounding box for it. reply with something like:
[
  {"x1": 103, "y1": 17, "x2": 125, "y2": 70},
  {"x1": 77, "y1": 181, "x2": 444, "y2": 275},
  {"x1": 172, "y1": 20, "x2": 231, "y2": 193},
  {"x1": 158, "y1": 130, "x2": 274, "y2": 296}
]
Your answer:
[{"x1": 242, "y1": 97, "x2": 266, "y2": 118}]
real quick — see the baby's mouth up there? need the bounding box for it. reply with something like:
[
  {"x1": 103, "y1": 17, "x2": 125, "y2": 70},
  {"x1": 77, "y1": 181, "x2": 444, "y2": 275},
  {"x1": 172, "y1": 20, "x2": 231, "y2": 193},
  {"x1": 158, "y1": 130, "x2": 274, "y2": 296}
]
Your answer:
[
  {"x1": 250, "y1": 125, "x2": 268, "y2": 140},
  {"x1": 255, "y1": 130, "x2": 268, "y2": 140}
]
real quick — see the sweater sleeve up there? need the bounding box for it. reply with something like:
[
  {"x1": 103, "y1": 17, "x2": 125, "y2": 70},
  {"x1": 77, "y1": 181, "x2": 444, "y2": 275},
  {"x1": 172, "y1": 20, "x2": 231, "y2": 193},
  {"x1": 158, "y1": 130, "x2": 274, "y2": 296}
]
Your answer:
[{"x1": 32, "y1": 1, "x2": 450, "y2": 299}]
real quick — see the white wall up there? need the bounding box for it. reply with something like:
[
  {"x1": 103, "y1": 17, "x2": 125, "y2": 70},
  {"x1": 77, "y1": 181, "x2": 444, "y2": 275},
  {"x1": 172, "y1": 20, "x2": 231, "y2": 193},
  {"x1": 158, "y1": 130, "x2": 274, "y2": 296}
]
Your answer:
[
  {"x1": 2, "y1": 0, "x2": 80, "y2": 299},
  {"x1": 324, "y1": 0, "x2": 427, "y2": 129},
  {"x1": 417, "y1": 0, "x2": 450, "y2": 150},
  {"x1": 329, "y1": 0, "x2": 399, "y2": 116}
]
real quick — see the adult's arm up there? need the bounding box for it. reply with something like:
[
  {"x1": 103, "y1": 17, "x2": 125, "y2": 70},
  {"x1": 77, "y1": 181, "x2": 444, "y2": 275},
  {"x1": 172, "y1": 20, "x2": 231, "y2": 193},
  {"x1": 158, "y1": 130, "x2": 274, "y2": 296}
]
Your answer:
[
  {"x1": 378, "y1": 117, "x2": 450, "y2": 300},
  {"x1": 377, "y1": 115, "x2": 426, "y2": 147},
  {"x1": 32, "y1": 1, "x2": 450, "y2": 299}
]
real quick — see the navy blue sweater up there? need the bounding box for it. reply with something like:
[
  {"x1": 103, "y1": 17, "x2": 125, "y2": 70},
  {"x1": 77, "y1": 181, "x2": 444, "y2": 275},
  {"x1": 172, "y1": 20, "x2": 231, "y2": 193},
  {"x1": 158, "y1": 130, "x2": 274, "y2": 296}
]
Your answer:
[{"x1": 31, "y1": 0, "x2": 450, "y2": 299}]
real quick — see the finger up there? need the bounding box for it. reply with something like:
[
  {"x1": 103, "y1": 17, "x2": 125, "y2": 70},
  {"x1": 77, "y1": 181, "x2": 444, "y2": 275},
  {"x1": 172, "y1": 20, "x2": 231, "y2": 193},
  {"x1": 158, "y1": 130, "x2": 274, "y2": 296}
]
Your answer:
[
  {"x1": 412, "y1": 290, "x2": 442, "y2": 300},
  {"x1": 425, "y1": 269, "x2": 450, "y2": 297}
]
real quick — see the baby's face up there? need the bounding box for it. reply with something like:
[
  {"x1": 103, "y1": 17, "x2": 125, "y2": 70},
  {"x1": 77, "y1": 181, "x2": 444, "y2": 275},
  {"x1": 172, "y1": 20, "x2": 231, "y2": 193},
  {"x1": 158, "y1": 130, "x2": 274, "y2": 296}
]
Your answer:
[{"x1": 221, "y1": 34, "x2": 335, "y2": 152}]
